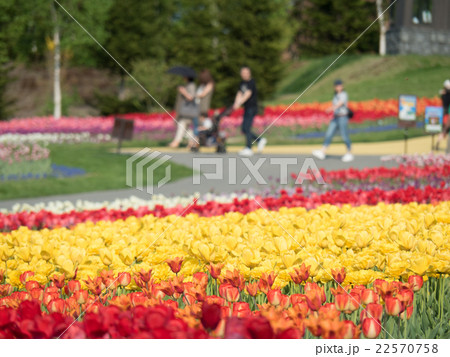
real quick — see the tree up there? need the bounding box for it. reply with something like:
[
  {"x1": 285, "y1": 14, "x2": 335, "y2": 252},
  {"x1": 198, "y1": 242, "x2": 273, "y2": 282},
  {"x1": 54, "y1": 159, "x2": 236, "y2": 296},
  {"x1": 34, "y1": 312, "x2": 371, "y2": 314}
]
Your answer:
[
  {"x1": 170, "y1": 0, "x2": 219, "y2": 72},
  {"x1": 290, "y1": 0, "x2": 379, "y2": 56},
  {"x1": 215, "y1": 0, "x2": 289, "y2": 104},
  {"x1": 104, "y1": 0, "x2": 176, "y2": 99}
]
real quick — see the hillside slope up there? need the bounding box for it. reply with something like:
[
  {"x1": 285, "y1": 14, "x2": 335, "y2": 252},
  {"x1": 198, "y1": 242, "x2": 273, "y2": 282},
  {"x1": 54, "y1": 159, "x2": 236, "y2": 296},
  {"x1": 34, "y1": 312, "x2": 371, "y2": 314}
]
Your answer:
[{"x1": 272, "y1": 55, "x2": 450, "y2": 104}]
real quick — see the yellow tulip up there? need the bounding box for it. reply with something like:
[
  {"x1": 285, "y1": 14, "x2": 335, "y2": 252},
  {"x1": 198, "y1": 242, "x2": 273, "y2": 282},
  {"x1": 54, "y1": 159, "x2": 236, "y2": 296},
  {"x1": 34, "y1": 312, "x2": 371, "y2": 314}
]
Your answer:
[{"x1": 99, "y1": 248, "x2": 113, "y2": 266}]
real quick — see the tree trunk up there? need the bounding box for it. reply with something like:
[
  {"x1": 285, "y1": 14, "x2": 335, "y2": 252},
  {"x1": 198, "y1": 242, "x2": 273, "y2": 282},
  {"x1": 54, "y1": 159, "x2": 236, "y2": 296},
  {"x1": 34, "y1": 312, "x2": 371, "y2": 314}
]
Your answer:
[
  {"x1": 376, "y1": 0, "x2": 387, "y2": 56},
  {"x1": 118, "y1": 75, "x2": 126, "y2": 100},
  {"x1": 51, "y1": 3, "x2": 62, "y2": 119}
]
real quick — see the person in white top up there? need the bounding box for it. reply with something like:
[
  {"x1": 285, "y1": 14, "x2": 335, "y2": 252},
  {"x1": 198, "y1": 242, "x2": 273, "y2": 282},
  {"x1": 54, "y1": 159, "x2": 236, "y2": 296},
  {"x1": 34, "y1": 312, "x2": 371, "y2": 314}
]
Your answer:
[{"x1": 312, "y1": 79, "x2": 354, "y2": 162}]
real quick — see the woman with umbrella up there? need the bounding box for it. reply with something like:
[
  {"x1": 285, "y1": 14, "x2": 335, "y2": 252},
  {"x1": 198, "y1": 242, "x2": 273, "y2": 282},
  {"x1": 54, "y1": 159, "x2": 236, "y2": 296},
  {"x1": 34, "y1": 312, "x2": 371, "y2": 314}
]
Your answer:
[{"x1": 168, "y1": 66, "x2": 199, "y2": 148}]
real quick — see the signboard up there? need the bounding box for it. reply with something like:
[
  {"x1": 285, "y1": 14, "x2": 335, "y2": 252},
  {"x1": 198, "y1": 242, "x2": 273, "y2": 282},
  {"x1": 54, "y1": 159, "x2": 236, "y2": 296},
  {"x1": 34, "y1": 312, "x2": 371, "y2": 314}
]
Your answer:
[
  {"x1": 112, "y1": 118, "x2": 134, "y2": 140},
  {"x1": 398, "y1": 95, "x2": 417, "y2": 121},
  {"x1": 112, "y1": 118, "x2": 134, "y2": 153},
  {"x1": 424, "y1": 106, "x2": 444, "y2": 133}
]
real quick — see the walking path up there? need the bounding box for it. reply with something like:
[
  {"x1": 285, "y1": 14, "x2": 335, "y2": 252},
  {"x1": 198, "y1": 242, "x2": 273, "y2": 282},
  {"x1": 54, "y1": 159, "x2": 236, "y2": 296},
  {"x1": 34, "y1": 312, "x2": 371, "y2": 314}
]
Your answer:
[{"x1": 0, "y1": 136, "x2": 441, "y2": 210}]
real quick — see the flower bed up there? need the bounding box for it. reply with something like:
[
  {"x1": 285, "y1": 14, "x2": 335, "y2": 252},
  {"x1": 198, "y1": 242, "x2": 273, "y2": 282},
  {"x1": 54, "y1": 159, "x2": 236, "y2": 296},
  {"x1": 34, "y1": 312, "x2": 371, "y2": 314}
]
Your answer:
[
  {"x1": 0, "y1": 264, "x2": 447, "y2": 338},
  {"x1": 0, "y1": 142, "x2": 51, "y2": 180},
  {"x1": 1, "y1": 155, "x2": 449, "y2": 339},
  {"x1": 0, "y1": 97, "x2": 440, "y2": 137},
  {"x1": 1, "y1": 157, "x2": 449, "y2": 231}
]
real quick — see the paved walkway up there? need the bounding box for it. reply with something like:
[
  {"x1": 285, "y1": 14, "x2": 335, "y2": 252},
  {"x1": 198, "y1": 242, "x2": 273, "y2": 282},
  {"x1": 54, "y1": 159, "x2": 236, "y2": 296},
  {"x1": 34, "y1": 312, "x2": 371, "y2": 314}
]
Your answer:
[{"x1": 0, "y1": 136, "x2": 441, "y2": 210}]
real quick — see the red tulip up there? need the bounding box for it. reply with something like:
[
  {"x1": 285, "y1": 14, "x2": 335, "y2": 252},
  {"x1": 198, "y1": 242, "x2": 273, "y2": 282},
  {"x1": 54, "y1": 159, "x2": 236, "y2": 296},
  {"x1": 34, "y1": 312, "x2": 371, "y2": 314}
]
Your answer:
[
  {"x1": 232, "y1": 302, "x2": 251, "y2": 317},
  {"x1": 19, "y1": 271, "x2": 35, "y2": 284},
  {"x1": 384, "y1": 296, "x2": 405, "y2": 316},
  {"x1": 408, "y1": 275, "x2": 424, "y2": 292},
  {"x1": 201, "y1": 302, "x2": 222, "y2": 330},
  {"x1": 166, "y1": 257, "x2": 183, "y2": 274},
  {"x1": 362, "y1": 318, "x2": 382, "y2": 339}
]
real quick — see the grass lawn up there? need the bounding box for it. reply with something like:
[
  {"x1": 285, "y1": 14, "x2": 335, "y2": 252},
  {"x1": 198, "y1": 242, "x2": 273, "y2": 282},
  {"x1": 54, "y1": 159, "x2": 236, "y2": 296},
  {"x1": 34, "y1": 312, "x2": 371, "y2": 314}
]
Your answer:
[
  {"x1": 269, "y1": 54, "x2": 450, "y2": 104},
  {"x1": 0, "y1": 142, "x2": 192, "y2": 200}
]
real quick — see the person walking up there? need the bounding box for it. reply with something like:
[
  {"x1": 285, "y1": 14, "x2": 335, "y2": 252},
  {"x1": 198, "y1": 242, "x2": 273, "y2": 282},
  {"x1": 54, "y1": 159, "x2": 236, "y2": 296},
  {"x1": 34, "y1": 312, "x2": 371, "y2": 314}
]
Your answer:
[
  {"x1": 312, "y1": 79, "x2": 353, "y2": 162},
  {"x1": 233, "y1": 66, "x2": 267, "y2": 157},
  {"x1": 169, "y1": 76, "x2": 198, "y2": 148},
  {"x1": 435, "y1": 79, "x2": 450, "y2": 150},
  {"x1": 190, "y1": 69, "x2": 215, "y2": 150}
]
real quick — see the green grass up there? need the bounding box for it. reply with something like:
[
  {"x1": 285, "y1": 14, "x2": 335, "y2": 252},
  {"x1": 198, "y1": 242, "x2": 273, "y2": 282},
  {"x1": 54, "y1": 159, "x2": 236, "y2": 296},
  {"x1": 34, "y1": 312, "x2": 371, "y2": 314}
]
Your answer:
[
  {"x1": 269, "y1": 54, "x2": 450, "y2": 105},
  {"x1": 0, "y1": 142, "x2": 192, "y2": 200}
]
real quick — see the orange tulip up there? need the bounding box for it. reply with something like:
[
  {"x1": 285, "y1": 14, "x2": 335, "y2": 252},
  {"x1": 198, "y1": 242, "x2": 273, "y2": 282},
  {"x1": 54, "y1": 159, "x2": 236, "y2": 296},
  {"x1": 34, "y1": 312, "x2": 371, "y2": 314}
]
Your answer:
[
  {"x1": 384, "y1": 296, "x2": 404, "y2": 316},
  {"x1": 232, "y1": 302, "x2": 251, "y2": 317},
  {"x1": 221, "y1": 269, "x2": 245, "y2": 291},
  {"x1": 289, "y1": 263, "x2": 310, "y2": 284},
  {"x1": 400, "y1": 306, "x2": 414, "y2": 320},
  {"x1": 408, "y1": 275, "x2": 424, "y2": 292},
  {"x1": 166, "y1": 257, "x2": 184, "y2": 274},
  {"x1": 219, "y1": 283, "x2": 239, "y2": 302},
  {"x1": 74, "y1": 290, "x2": 89, "y2": 305},
  {"x1": 335, "y1": 292, "x2": 360, "y2": 313},
  {"x1": 245, "y1": 282, "x2": 258, "y2": 297},
  {"x1": 137, "y1": 269, "x2": 152, "y2": 283},
  {"x1": 362, "y1": 318, "x2": 381, "y2": 339},
  {"x1": 67, "y1": 280, "x2": 81, "y2": 295},
  {"x1": 172, "y1": 275, "x2": 185, "y2": 294},
  {"x1": 361, "y1": 289, "x2": 379, "y2": 305},
  {"x1": 267, "y1": 289, "x2": 282, "y2": 306},
  {"x1": 331, "y1": 267, "x2": 346, "y2": 284},
  {"x1": 48, "y1": 298, "x2": 66, "y2": 313},
  {"x1": 193, "y1": 272, "x2": 208, "y2": 288},
  {"x1": 29, "y1": 288, "x2": 44, "y2": 301},
  {"x1": 43, "y1": 292, "x2": 59, "y2": 306},
  {"x1": 159, "y1": 281, "x2": 175, "y2": 297},
  {"x1": 397, "y1": 288, "x2": 414, "y2": 307},
  {"x1": 0, "y1": 269, "x2": 4, "y2": 283},
  {"x1": 280, "y1": 295, "x2": 291, "y2": 309},
  {"x1": 341, "y1": 320, "x2": 360, "y2": 339},
  {"x1": 305, "y1": 290, "x2": 324, "y2": 311},
  {"x1": 25, "y1": 280, "x2": 41, "y2": 292},
  {"x1": 290, "y1": 293, "x2": 307, "y2": 305},
  {"x1": 206, "y1": 262, "x2": 223, "y2": 279},
  {"x1": 361, "y1": 303, "x2": 383, "y2": 321},
  {"x1": 51, "y1": 274, "x2": 66, "y2": 289},
  {"x1": 117, "y1": 272, "x2": 131, "y2": 287},
  {"x1": 0, "y1": 284, "x2": 12, "y2": 298}
]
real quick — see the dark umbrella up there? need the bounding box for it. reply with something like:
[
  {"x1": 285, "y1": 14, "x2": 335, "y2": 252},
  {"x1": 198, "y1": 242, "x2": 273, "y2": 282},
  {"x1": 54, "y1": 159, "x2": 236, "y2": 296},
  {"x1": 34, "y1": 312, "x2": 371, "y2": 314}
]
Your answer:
[{"x1": 167, "y1": 66, "x2": 197, "y2": 78}]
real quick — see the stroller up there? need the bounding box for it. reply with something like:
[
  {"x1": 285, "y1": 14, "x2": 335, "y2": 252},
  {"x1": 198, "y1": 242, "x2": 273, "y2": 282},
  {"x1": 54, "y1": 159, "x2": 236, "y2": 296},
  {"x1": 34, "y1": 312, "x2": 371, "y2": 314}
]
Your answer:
[{"x1": 192, "y1": 106, "x2": 232, "y2": 153}]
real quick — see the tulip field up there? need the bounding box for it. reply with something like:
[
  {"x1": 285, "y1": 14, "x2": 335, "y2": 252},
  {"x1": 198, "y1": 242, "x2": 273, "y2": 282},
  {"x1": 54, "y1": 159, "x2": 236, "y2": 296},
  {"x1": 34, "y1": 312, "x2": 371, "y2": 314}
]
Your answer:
[
  {"x1": 0, "y1": 97, "x2": 441, "y2": 143},
  {"x1": 0, "y1": 153, "x2": 449, "y2": 339}
]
